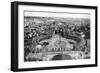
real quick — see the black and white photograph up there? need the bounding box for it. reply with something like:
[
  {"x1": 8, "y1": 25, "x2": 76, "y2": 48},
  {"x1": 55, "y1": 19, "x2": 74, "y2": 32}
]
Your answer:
[
  {"x1": 11, "y1": 1, "x2": 97, "y2": 71},
  {"x1": 24, "y1": 11, "x2": 90, "y2": 62}
]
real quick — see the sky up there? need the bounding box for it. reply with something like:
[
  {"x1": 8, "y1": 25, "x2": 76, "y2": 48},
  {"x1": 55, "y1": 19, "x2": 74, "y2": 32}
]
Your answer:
[{"x1": 24, "y1": 11, "x2": 90, "y2": 19}]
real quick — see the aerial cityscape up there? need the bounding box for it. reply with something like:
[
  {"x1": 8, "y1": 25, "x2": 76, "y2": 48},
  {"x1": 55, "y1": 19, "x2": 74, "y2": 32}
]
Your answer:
[{"x1": 24, "y1": 16, "x2": 90, "y2": 62}]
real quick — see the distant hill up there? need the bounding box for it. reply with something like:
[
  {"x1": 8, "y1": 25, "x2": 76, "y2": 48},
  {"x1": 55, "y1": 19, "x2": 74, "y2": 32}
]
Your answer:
[{"x1": 24, "y1": 16, "x2": 90, "y2": 26}]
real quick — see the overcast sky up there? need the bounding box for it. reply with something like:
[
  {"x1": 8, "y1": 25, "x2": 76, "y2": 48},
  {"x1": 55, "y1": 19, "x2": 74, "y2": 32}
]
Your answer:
[{"x1": 24, "y1": 11, "x2": 90, "y2": 19}]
